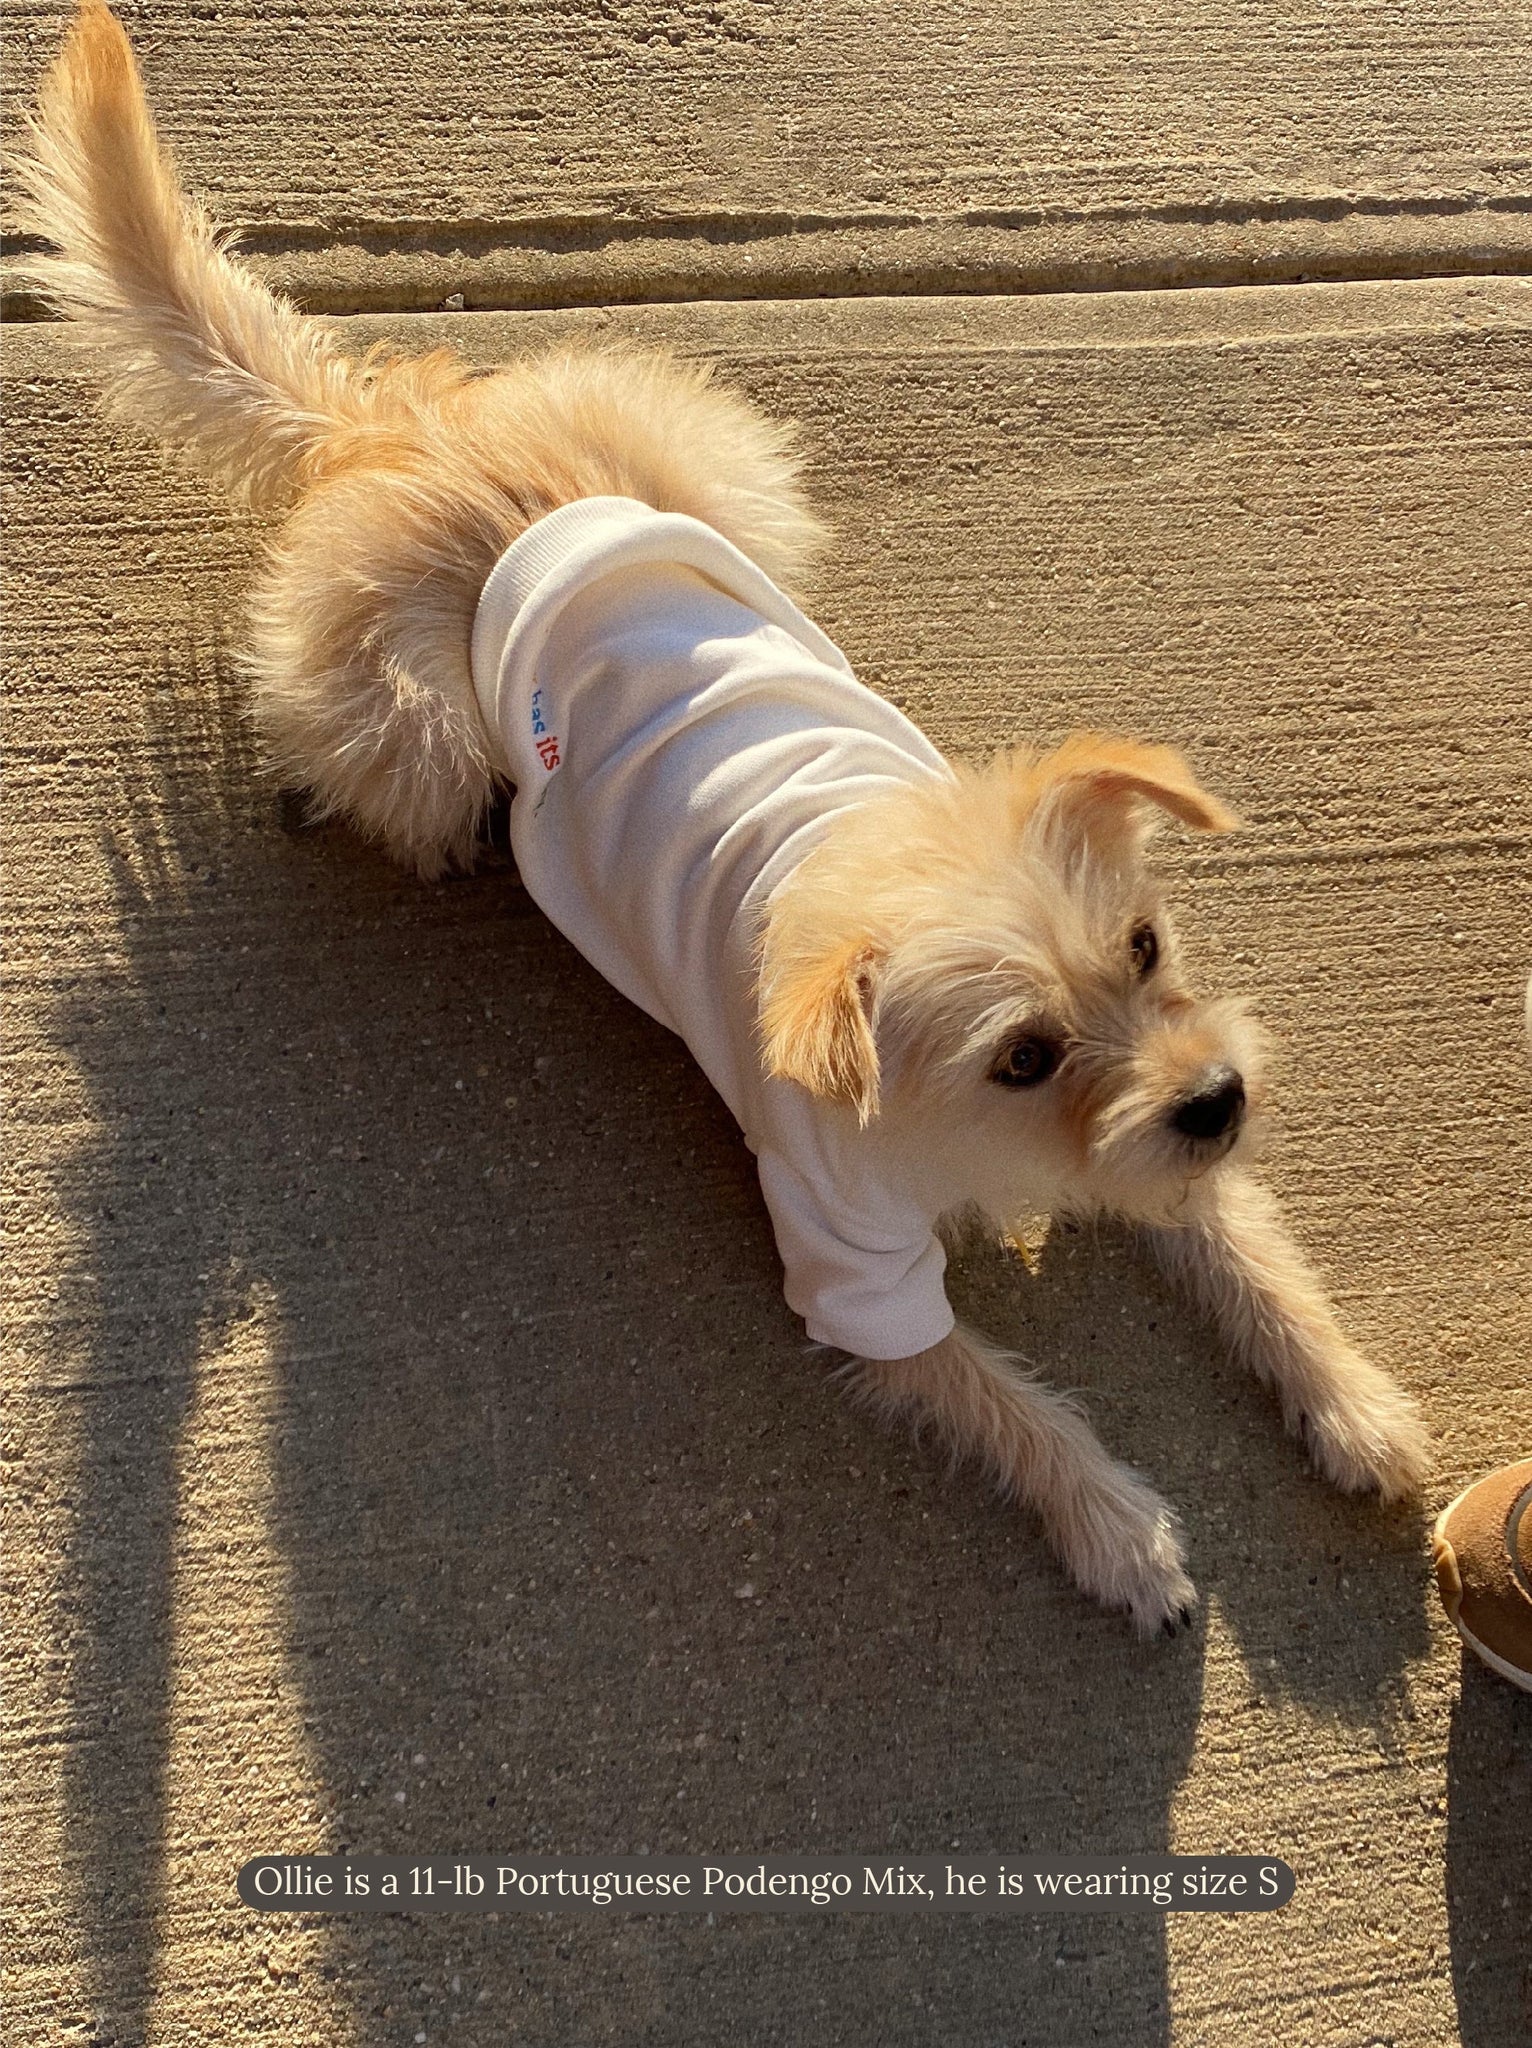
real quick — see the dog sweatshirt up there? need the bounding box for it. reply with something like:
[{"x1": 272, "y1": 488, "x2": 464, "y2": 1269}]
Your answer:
[{"x1": 470, "y1": 495, "x2": 958, "y2": 1360}]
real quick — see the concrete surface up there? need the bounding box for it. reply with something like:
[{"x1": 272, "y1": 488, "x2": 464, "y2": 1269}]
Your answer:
[
  {"x1": 4, "y1": 4, "x2": 1532, "y2": 2045},
  {"x1": 6, "y1": 2, "x2": 1532, "y2": 310},
  {"x1": 6, "y1": 279, "x2": 1531, "y2": 2046}
]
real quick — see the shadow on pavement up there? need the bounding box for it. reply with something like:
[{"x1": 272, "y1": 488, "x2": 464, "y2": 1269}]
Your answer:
[
  {"x1": 1445, "y1": 1657, "x2": 1532, "y2": 2047},
  {"x1": 46, "y1": 651, "x2": 1431, "y2": 2046}
]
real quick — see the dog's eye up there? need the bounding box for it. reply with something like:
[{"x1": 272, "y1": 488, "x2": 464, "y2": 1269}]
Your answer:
[
  {"x1": 1129, "y1": 922, "x2": 1159, "y2": 978},
  {"x1": 991, "y1": 1036, "x2": 1060, "y2": 1089}
]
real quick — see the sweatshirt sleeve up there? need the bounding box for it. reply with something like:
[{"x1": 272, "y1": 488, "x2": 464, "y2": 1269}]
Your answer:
[{"x1": 754, "y1": 1148, "x2": 955, "y2": 1361}]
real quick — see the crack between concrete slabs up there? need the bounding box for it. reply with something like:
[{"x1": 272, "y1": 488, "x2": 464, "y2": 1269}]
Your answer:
[{"x1": 6, "y1": 192, "x2": 1532, "y2": 320}]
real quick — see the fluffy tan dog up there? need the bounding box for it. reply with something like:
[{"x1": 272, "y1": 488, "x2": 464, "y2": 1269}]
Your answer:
[{"x1": 13, "y1": 1, "x2": 1429, "y2": 1633}]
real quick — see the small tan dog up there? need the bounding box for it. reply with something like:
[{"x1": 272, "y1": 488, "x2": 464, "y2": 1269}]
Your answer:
[{"x1": 14, "y1": 1, "x2": 1429, "y2": 1633}]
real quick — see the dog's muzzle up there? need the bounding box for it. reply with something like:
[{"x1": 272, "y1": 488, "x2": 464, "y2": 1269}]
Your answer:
[{"x1": 1169, "y1": 1066, "x2": 1246, "y2": 1144}]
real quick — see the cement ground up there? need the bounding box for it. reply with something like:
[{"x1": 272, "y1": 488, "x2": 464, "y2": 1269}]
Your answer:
[{"x1": 3, "y1": 8, "x2": 1530, "y2": 2048}]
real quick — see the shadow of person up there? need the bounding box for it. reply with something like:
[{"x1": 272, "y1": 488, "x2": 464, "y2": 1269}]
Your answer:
[
  {"x1": 1445, "y1": 1654, "x2": 1532, "y2": 2044},
  {"x1": 43, "y1": 642, "x2": 1219, "y2": 2047}
]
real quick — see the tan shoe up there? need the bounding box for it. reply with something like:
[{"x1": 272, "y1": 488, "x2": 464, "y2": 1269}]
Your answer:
[{"x1": 1433, "y1": 1458, "x2": 1532, "y2": 1692}]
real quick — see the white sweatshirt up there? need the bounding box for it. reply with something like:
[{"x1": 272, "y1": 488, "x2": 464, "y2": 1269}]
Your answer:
[{"x1": 470, "y1": 496, "x2": 958, "y2": 1360}]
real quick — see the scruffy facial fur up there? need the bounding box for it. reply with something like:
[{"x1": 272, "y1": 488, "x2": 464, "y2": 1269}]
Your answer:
[
  {"x1": 12, "y1": 1, "x2": 1430, "y2": 1637},
  {"x1": 761, "y1": 736, "x2": 1265, "y2": 1228}
]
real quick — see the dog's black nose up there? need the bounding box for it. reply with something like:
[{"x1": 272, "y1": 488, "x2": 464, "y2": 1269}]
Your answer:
[{"x1": 1170, "y1": 1067, "x2": 1246, "y2": 1142}]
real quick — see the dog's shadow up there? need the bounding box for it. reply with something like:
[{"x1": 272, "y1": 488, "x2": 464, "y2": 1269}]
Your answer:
[{"x1": 44, "y1": 644, "x2": 1430, "y2": 2048}]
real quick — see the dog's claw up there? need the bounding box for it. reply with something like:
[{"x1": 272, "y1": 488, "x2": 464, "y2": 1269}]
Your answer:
[
  {"x1": 1055, "y1": 1465, "x2": 1197, "y2": 1639},
  {"x1": 1159, "y1": 1602, "x2": 1196, "y2": 1639}
]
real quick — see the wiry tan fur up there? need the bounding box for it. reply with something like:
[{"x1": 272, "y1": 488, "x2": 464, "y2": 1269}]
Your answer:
[
  {"x1": 13, "y1": 2, "x2": 1429, "y2": 1636},
  {"x1": 842, "y1": 1327, "x2": 1196, "y2": 1624},
  {"x1": 758, "y1": 736, "x2": 1428, "y2": 1630},
  {"x1": 1144, "y1": 1176, "x2": 1430, "y2": 1502},
  {"x1": 9, "y1": 0, "x2": 827, "y2": 875}
]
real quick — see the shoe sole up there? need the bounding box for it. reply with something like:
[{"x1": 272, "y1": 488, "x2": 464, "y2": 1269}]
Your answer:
[{"x1": 1433, "y1": 1484, "x2": 1532, "y2": 1695}]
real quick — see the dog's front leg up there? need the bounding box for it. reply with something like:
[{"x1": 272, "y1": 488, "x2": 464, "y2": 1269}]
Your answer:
[
  {"x1": 1144, "y1": 1170, "x2": 1429, "y2": 1500},
  {"x1": 843, "y1": 1324, "x2": 1195, "y2": 1635}
]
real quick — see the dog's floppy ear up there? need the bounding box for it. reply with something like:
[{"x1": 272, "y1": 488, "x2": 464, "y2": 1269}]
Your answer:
[
  {"x1": 1015, "y1": 733, "x2": 1238, "y2": 836},
  {"x1": 759, "y1": 936, "x2": 882, "y2": 1125}
]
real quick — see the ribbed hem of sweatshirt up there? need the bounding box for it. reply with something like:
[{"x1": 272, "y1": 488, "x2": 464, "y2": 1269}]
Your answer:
[{"x1": 803, "y1": 1298, "x2": 956, "y2": 1363}]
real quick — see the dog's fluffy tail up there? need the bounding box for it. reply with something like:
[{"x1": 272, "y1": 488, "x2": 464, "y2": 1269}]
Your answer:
[
  {"x1": 12, "y1": 1, "x2": 835, "y2": 883},
  {"x1": 9, "y1": 0, "x2": 361, "y2": 503}
]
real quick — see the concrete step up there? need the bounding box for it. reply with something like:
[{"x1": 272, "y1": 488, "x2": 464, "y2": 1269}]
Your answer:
[{"x1": 6, "y1": 0, "x2": 1532, "y2": 309}]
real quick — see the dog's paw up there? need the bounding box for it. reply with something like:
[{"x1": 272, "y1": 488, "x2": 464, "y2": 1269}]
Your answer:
[
  {"x1": 1291, "y1": 1354, "x2": 1430, "y2": 1503},
  {"x1": 1054, "y1": 1462, "x2": 1197, "y2": 1640}
]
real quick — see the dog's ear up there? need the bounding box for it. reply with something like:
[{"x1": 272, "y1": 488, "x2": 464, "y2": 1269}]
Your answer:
[
  {"x1": 1015, "y1": 733, "x2": 1238, "y2": 837},
  {"x1": 759, "y1": 937, "x2": 882, "y2": 1125}
]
